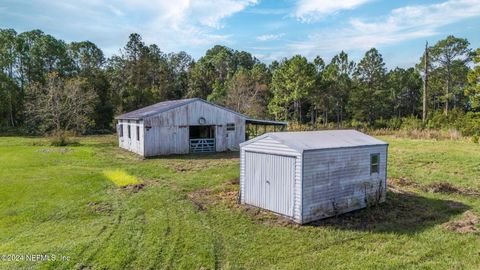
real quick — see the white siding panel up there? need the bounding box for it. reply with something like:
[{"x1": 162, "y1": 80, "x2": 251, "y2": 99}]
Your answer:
[
  {"x1": 141, "y1": 100, "x2": 245, "y2": 156},
  {"x1": 117, "y1": 120, "x2": 145, "y2": 156},
  {"x1": 301, "y1": 145, "x2": 388, "y2": 223}
]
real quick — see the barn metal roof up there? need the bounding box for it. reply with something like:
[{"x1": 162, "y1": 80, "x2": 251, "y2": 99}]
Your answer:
[
  {"x1": 241, "y1": 130, "x2": 387, "y2": 152},
  {"x1": 115, "y1": 98, "x2": 248, "y2": 120}
]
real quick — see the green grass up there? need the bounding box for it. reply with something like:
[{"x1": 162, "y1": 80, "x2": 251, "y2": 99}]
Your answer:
[{"x1": 0, "y1": 135, "x2": 479, "y2": 269}]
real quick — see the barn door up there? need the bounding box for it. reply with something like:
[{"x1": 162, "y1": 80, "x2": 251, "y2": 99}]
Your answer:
[{"x1": 244, "y1": 152, "x2": 295, "y2": 217}]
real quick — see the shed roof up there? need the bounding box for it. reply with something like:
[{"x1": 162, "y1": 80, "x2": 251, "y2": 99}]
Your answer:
[
  {"x1": 241, "y1": 130, "x2": 387, "y2": 152},
  {"x1": 115, "y1": 98, "x2": 248, "y2": 120}
]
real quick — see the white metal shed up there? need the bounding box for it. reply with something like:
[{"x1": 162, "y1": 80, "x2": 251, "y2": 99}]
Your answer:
[{"x1": 240, "y1": 130, "x2": 388, "y2": 224}]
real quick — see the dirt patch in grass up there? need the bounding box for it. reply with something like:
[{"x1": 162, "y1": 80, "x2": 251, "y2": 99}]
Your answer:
[
  {"x1": 389, "y1": 177, "x2": 480, "y2": 197},
  {"x1": 187, "y1": 179, "x2": 297, "y2": 227},
  {"x1": 88, "y1": 201, "x2": 113, "y2": 214},
  {"x1": 121, "y1": 183, "x2": 146, "y2": 193},
  {"x1": 37, "y1": 148, "x2": 72, "y2": 153},
  {"x1": 187, "y1": 189, "x2": 211, "y2": 211},
  {"x1": 444, "y1": 211, "x2": 479, "y2": 234}
]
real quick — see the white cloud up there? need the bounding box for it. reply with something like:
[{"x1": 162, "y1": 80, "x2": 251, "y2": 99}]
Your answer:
[
  {"x1": 256, "y1": 33, "x2": 285, "y2": 41},
  {"x1": 119, "y1": 0, "x2": 258, "y2": 53},
  {"x1": 294, "y1": 0, "x2": 372, "y2": 22},
  {"x1": 289, "y1": 0, "x2": 480, "y2": 56},
  {"x1": 0, "y1": 0, "x2": 257, "y2": 57}
]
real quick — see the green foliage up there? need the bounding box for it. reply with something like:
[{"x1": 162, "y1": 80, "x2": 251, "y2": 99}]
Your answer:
[
  {"x1": 0, "y1": 28, "x2": 478, "y2": 134},
  {"x1": 427, "y1": 36, "x2": 472, "y2": 114},
  {"x1": 472, "y1": 135, "x2": 479, "y2": 144},
  {"x1": 49, "y1": 130, "x2": 79, "y2": 146},
  {"x1": 350, "y1": 48, "x2": 389, "y2": 124},
  {"x1": 269, "y1": 55, "x2": 316, "y2": 121},
  {"x1": 465, "y1": 48, "x2": 480, "y2": 109}
]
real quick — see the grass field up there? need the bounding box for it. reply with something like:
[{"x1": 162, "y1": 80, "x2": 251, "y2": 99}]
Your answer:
[{"x1": 0, "y1": 135, "x2": 479, "y2": 269}]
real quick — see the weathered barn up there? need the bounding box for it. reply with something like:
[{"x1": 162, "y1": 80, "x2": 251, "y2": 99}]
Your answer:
[
  {"x1": 115, "y1": 98, "x2": 286, "y2": 156},
  {"x1": 240, "y1": 130, "x2": 388, "y2": 224}
]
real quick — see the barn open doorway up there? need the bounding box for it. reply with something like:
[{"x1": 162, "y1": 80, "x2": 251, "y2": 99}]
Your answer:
[{"x1": 189, "y1": 125, "x2": 216, "y2": 153}]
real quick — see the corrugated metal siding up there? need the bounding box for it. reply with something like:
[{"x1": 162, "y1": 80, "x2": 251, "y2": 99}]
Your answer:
[
  {"x1": 118, "y1": 120, "x2": 145, "y2": 156},
  {"x1": 142, "y1": 100, "x2": 245, "y2": 156},
  {"x1": 302, "y1": 145, "x2": 388, "y2": 223},
  {"x1": 240, "y1": 136, "x2": 302, "y2": 222},
  {"x1": 244, "y1": 152, "x2": 295, "y2": 217},
  {"x1": 241, "y1": 137, "x2": 299, "y2": 156}
]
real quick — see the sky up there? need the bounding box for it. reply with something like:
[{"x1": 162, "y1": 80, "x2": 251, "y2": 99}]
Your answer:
[{"x1": 1, "y1": 0, "x2": 480, "y2": 69}]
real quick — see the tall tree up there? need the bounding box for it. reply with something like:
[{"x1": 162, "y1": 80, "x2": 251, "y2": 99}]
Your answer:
[
  {"x1": 25, "y1": 72, "x2": 96, "y2": 134},
  {"x1": 429, "y1": 36, "x2": 471, "y2": 115},
  {"x1": 321, "y1": 51, "x2": 355, "y2": 126},
  {"x1": 269, "y1": 55, "x2": 316, "y2": 122},
  {"x1": 465, "y1": 48, "x2": 480, "y2": 109},
  {"x1": 69, "y1": 41, "x2": 112, "y2": 130},
  {"x1": 386, "y1": 68, "x2": 422, "y2": 117},
  {"x1": 223, "y1": 63, "x2": 271, "y2": 118},
  {"x1": 351, "y1": 48, "x2": 388, "y2": 124},
  {"x1": 0, "y1": 29, "x2": 20, "y2": 126}
]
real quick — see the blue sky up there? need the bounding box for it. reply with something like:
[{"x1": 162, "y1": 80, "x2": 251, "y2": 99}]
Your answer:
[{"x1": 1, "y1": 0, "x2": 479, "y2": 68}]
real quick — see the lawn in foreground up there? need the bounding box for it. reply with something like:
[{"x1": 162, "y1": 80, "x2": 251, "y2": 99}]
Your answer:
[{"x1": 0, "y1": 135, "x2": 479, "y2": 269}]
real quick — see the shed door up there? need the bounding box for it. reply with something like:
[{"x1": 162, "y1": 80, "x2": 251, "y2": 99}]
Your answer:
[{"x1": 244, "y1": 152, "x2": 295, "y2": 217}]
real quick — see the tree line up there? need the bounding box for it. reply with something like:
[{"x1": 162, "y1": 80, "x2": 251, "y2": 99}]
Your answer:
[{"x1": 0, "y1": 29, "x2": 479, "y2": 135}]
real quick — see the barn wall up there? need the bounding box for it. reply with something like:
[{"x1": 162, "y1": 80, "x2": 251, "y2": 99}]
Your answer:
[
  {"x1": 240, "y1": 136, "x2": 302, "y2": 223},
  {"x1": 117, "y1": 120, "x2": 144, "y2": 156},
  {"x1": 143, "y1": 100, "x2": 246, "y2": 156},
  {"x1": 302, "y1": 145, "x2": 388, "y2": 223}
]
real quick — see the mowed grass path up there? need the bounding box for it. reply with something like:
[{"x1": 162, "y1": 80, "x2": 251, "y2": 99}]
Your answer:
[{"x1": 0, "y1": 135, "x2": 479, "y2": 269}]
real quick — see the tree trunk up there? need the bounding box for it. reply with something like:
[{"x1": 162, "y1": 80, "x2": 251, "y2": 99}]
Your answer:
[
  {"x1": 422, "y1": 42, "x2": 428, "y2": 122},
  {"x1": 445, "y1": 62, "x2": 451, "y2": 116}
]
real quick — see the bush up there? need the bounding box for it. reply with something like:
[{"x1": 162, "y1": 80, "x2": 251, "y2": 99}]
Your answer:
[
  {"x1": 473, "y1": 135, "x2": 479, "y2": 144},
  {"x1": 460, "y1": 112, "x2": 480, "y2": 136},
  {"x1": 400, "y1": 116, "x2": 424, "y2": 130},
  {"x1": 49, "y1": 131, "x2": 79, "y2": 146}
]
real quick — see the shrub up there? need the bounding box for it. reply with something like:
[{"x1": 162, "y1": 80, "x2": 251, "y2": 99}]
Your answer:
[
  {"x1": 460, "y1": 112, "x2": 480, "y2": 136},
  {"x1": 400, "y1": 116, "x2": 424, "y2": 130},
  {"x1": 473, "y1": 135, "x2": 479, "y2": 144},
  {"x1": 49, "y1": 131, "x2": 79, "y2": 146}
]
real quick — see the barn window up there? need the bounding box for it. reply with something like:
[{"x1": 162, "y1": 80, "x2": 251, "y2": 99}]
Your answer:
[
  {"x1": 226, "y1": 123, "x2": 235, "y2": 131},
  {"x1": 119, "y1": 124, "x2": 123, "y2": 137},
  {"x1": 370, "y1": 153, "x2": 380, "y2": 174},
  {"x1": 136, "y1": 126, "x2": 140, "y2": 141},
  {"x1": 128, "y1": 125, "x2": 131, "y2": 139}
]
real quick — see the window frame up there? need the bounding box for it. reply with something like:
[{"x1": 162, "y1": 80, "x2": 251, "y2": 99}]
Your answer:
[
  {"x1": 226, "y1": 123, "x2": 235, "y2": 131},
  {"x1": 370, "y1": 153, "x2": 380, "y2": 175},
  {"x1": 136, "y1": 126, "x2": 140, "y2": 141},
  {"x1": 127, "y1": 125, "x2": 131, "y2": 139},
  {"x1": 119, "y1": 124, "x2": 123, "y2": 137}
]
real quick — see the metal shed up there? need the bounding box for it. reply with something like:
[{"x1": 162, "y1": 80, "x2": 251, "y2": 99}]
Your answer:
[
  {"x1": 239, "y1": 130, "x2": 388, "y2": 224},
  {"x1": 115, "y1": 98, "x2": 286, "y2": 157}
]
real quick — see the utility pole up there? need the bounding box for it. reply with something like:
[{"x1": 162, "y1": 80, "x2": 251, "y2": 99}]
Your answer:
[{"x1": 422, "y1": 41, "x2": 429, "y2": 123}]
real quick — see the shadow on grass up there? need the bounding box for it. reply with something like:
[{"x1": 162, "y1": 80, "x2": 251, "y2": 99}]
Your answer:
[
  {"x1": 147, "y1": 151, "x2": 239, "y2": 160},
  {"x1": 307, "y1": 190, "x2": 470, "y2": 234}
]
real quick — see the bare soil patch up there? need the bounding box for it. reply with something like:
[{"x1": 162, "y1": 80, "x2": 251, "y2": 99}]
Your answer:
[
  {"x1": 389, "y1": 177, "x2": 480, "y2": 197},
  {"x1": 444, "y1": 211, "x2": 479, "y2": 234},
  {"x1": 37, "y1": 148, "x2": 72, "y2": 153},
  {"x1": 88, "y1": 201, "x2": 113, "y2": 214},
  {"x1": 122, "y1": 183, "x2": 146, "y2": 193},
  {"x1": 187, "y1": 178, "x2": 296, "y2": 227}
]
